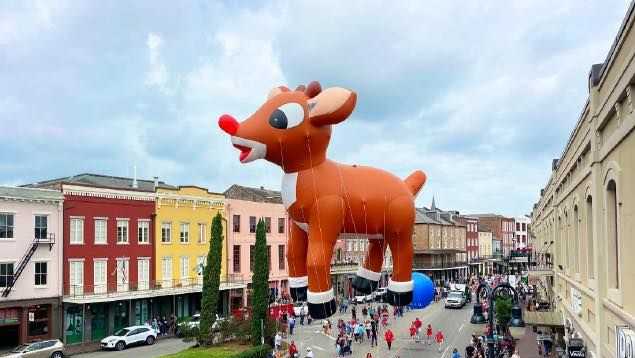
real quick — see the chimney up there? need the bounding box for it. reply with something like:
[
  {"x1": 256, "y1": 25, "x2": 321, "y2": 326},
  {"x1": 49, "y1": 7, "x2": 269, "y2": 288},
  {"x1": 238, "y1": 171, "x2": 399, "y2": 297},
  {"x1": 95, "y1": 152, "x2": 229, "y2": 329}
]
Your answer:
[
  {"x1": 154, "y1": 176, "x2": 159, "y2": 189},
  {"x1": 132, "y1": 166, "x2": 138, "y2": 188}
]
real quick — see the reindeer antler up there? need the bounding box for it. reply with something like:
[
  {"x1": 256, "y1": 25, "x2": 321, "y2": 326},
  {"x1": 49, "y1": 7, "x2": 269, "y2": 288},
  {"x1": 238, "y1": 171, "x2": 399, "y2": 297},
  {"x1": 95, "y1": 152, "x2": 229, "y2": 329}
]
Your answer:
[{"x1": 305, "y1": 81, "x2": 322, "y2": 98}]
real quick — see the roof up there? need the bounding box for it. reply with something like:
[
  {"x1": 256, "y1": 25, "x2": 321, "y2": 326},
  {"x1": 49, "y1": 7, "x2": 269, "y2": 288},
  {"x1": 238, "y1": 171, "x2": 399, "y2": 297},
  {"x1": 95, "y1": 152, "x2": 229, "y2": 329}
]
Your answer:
[
  {"x1": 415, "y1": 208, "x2": 439, "y2": 224},
  {"x1": 224, "y1": 184, "x2": 283, "y2": 204},
  {"x1": 25, "y1": 173, "x2": 176, "y2": 192},
  {"x1": 0, "y1": 186, "x2": 64, "y2": 201}
]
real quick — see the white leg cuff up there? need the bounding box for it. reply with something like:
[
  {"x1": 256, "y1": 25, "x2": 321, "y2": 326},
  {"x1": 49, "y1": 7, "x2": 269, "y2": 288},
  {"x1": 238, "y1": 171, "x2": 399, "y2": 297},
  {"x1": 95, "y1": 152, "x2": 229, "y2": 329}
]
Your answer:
[
  {"x1": 356, "y1": 267, "x2": 381, "y2": 281},
  {"x1": 307, "y1": 289, "x2": 335, "y2": 304},
  {"x1": 289, "y1": 276, "x2": 308, "y2": 288},
  {"x1": 388, "y1": 279, "x2": 413, "y2": 293}
]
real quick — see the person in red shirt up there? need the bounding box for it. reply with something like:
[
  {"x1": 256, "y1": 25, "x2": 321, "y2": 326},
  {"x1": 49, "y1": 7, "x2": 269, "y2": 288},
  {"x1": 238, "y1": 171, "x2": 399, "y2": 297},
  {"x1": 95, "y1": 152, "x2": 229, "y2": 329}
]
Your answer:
[
  {"x1": 288, "y1": 340, "x2": 298, "y2": 358},
  {"x1": 435, "y1": 330, "x2": 445, "y2": 352},
  {"x1": 409, "y1": 323, "x2": 417, "y2": 340},
  {"x1": 426, "y1": 324, "x2": 433, "y2": 345},
  {"x1": 414, "y1": 317, "x2": 422, "y2": 330},
  {"x1": 385, "y1": 328, "x2": 395, "y2": 350}
]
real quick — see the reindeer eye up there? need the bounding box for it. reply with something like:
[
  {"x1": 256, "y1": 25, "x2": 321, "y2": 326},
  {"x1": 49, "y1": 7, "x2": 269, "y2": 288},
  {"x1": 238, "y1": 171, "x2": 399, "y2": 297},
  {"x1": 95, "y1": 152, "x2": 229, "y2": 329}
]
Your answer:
[{"x1": 269, "y1": 102, "x2": 304, "y2": 129}]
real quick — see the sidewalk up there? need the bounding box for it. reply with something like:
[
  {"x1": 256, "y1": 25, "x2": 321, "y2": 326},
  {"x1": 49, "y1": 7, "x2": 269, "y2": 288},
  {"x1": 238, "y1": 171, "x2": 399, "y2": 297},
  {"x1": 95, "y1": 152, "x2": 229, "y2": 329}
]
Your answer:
[{"x1": 515, "y1": 327, "x2": 540, "y2": 358}]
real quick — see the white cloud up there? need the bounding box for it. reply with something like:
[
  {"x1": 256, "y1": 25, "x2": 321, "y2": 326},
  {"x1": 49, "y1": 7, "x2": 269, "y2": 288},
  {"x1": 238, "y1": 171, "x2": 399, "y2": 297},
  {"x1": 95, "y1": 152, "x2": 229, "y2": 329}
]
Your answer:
[{"x1": 145, "y1": 32, "x2": 172, "y2": 95}]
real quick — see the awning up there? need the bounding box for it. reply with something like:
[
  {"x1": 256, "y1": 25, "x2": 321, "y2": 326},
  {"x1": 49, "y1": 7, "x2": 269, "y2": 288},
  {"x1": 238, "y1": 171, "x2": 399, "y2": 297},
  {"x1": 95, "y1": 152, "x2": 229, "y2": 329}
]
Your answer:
[{"x1": 523, "y1": 310, "x2": 564, "y2": 327}]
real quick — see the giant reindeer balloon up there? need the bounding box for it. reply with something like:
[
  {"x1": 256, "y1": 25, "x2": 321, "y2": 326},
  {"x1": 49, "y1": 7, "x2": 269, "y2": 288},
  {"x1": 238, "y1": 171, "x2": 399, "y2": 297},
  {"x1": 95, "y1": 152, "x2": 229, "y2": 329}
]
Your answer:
[{"x1": 218, "y1": 81, "x2": 427, "y2": 318}]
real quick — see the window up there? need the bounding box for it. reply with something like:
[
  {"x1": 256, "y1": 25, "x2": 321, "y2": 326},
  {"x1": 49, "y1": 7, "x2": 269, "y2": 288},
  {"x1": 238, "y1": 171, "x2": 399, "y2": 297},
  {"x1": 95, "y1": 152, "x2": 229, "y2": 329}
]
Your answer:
[
  {"x1": 586, "y1": 196, "x2": 594, "y2": 279},
  {"x1": 138, "y1": 259, "x2": 149, "y2": 290},
  {"x1": 116, "y1": 220, "x2": 129, "y2": 244},
  {"x1": 34, "y1": 215, "x2": 48, "y2": 240},
  {"x1": 196, "y1": 256, "x2": 205, "y2": 276},
  {"x1": 0, "y1": 263, "x2": 14, "y2": 288},
  {"x1": 34, "y1": 262, "x2": 47, "y2": 286},
  {"x1": 162, "y1": 257, "x2": 173, "y2": 288},
  {"x1": 606, "y1": 180, "x2": 619, "y2": 289},
  {"x1": 516, "y1": 222, "x2": 520, "y2": 231},
  {"x1": 138, "y1": 221, "x2": 149, "y2": 244},
  {"x1": 0, "y1": 213, "x2": 14, "y2": 239},
  {"x1": 233, "y1": 245, "x2": 241, "y2": 273},
  {"x1": 249, "y1": 216, "x2": 256, "y2": 233},
  {"x1": 94, "y1": 260, "x2": 107, "y2": 294},
  {"x1": 116, "y1": 259, "x2": 129, "y2": 292},
  {"x1": 522, "y1": 223, "x2": 526, "y2": 231},
  {"x1": 70, "y1": 218, "x2": 84, "y2": 244},
  {"x1": 161, "y1": 223, "x2": 171, "y2": 243},
  {"x1": 250, "y1": 245, "x2": 255, "y2": 272},
  {"x1": 267, "y1": 245, "x2": 271, "y2": 270},
  {"x1": 180, "y1": 223, "x2": 189, "y2": 243},
  {"x1": 278, "y1": 218, "x2": 285, "y2": 234},
  {"x1": 278, "y1": 245, "x2": 285, "y2": 270},
  {"x1": 69, "y1": 261, "x2": 83, "y2": 295},
  {"x1": 198, "y1": 224, "x2": 206, "y2": 244},
  {"x1": 233, "y1": 215, "x2": 241, "y2": 233},
  {"x1": 180, "y1": 257, "x2": 189, "y2": 285},
  {"x1": 264, "y1": 217, "x2": 271, "y2": 233},
  {"x1": 94, "y1": 219, "x2": 107, "y2": 244},
  {"x1": 573, "y1": 206, "x2": 580, "y2": 275}
]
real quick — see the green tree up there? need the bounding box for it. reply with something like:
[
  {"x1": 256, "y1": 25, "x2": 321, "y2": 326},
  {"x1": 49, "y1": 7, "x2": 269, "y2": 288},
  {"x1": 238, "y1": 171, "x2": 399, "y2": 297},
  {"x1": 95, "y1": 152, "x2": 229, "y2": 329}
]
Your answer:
[
  {"x1": 494, "y1": 296, "x2": 512, "y2": 329},
  {"x1": 250, "y1": 218, "x2": 270, "y2": 346},
  {"x1": 199, "y1": 212, "x2": 224, "y2": 344}
]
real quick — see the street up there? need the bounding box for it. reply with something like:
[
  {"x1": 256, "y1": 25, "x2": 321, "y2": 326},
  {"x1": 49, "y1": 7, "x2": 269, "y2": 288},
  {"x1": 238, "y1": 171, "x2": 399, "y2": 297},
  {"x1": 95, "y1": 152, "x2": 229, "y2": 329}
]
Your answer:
[
  {"x1": 285, "y1": 300, "x2": 478, "y2": 358},
  {"x1": 71, "y1": 337, "x2": 193, "y2": 358}
]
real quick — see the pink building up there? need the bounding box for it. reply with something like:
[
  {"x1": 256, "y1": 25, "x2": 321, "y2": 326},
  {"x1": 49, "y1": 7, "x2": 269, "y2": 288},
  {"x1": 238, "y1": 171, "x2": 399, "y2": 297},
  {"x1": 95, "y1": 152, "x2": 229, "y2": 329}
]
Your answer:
[{"x1": 223, "y1": 185, "x2": 289, "y2": 309}]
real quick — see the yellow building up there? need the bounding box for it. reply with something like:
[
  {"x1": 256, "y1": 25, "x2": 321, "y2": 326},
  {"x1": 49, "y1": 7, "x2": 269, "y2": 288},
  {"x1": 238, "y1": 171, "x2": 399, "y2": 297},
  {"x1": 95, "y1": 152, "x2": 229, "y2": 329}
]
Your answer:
[{"x1": 154, "y1": 186, "x2": 228, "y2": 317}]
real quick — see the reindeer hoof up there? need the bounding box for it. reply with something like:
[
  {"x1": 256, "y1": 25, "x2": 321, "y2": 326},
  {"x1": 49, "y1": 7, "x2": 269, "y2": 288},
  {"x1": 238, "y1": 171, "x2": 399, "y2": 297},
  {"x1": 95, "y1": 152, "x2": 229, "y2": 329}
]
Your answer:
[
  {"x1": 308, "y1": 299, "x2": 337, "y2": 319},
  {"x1": 352, "y1": 275, "x2": 379, "y2": 294},
  {"x1": 290, "y1": 286, "x2": 308, "y2": 302},
  {"x1": 386, "y1": 290, "x2": 413, "y2": 306}
]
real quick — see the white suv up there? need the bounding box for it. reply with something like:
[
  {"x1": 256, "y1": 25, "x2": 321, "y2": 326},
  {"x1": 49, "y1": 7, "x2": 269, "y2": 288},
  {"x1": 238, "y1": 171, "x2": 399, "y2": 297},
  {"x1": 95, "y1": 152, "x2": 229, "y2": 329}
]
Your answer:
[{"x1": 101, "y1": 325, "x2": 157, "y2": 351}]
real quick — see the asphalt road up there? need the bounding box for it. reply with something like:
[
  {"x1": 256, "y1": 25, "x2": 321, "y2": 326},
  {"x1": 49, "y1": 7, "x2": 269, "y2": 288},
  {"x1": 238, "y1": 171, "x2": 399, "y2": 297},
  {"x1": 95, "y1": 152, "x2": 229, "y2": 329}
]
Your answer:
[
  {"x1": 71, "y1": 337, "x2": 194, "y2": 358},
  {"x1": 284, "y1": 300, "x2": 478, "y2": 358}
]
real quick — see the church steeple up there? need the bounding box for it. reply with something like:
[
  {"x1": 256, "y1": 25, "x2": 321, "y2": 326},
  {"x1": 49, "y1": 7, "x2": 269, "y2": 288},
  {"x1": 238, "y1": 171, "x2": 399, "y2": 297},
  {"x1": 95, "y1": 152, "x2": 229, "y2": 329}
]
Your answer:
[{"x1": 431, "y1": 195, "x2": 437, "y2": 211}]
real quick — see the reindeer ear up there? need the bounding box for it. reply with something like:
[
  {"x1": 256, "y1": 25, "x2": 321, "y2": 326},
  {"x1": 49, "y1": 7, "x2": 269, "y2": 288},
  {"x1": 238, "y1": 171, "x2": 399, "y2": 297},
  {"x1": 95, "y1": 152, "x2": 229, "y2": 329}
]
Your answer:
[
  {"x1": 308, "y1": 87, "x2": 357, "y2": 126},
  {"x1": 267, "y1": 86, "x2": 290, "y2": 100}
]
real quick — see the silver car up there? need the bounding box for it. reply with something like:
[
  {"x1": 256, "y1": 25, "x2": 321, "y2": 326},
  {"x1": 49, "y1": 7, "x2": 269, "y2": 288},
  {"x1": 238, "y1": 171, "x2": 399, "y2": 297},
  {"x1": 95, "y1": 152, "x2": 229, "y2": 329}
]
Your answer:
[
  {"x1": 3, "y1": 339, "x2": 65, "y2": 358},
  {"x1": 444, "y1": 291, "x2": 466, "y2": 308}
]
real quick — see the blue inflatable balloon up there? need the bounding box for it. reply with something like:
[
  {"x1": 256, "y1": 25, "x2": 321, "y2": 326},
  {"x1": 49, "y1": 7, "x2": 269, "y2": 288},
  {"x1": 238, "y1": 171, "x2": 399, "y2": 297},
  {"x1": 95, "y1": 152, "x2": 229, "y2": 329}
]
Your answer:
[{"x1": 410, "y1": 272, "x2": 435, "y2": 309}]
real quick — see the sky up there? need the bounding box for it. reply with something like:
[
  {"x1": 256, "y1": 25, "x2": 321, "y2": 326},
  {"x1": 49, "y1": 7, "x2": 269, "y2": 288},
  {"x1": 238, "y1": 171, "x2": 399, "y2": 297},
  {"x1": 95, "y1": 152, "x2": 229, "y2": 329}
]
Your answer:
[{"x1": 0, "y1": 1, "x2": 630, "y2": 217}]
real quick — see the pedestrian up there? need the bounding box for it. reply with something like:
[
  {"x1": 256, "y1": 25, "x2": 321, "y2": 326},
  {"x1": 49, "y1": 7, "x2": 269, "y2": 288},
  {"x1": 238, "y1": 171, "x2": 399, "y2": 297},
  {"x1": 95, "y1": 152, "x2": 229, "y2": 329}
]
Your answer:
[
  {"x1": 289, "y1": 315, "x2": 296, "y2": 335},
  {"x1": 274, "y1": 331, "x2": 282, "y2": 351},
  {"x1": 466, "y1": 344, "x2": 475, "y2": 358},
  {"x1": 366, "y1": 353, "x2": 373, "y2": 358},
  {"x1": 288, "y1": 340, "x2": 299, "y2": 358},
  {"x1": 511, "y1": 349, "x2": 520, "y2": 358},
  {"x1": 371, "y1": 321, "x2": 378, "y2": 347},
  {"x1": 409, "y1": 323, "x2": 417, "y2": 341},
  {"x1": 426, "y1": 324, "x2": 433, "y2": 345},
  {"x1": 452, "y1": 348, "x2": 462, "y2": 358},
  {"x1": 300, "y1": 304, "x2": 306, "y2": 325},
  {"x1": 384, "y1": 328, "x2": 394, "y2": 350},
  {"x1": 365, "y1": 320, "x2": 372, "y2": 340},
  {"x1": 435, "y1": 330, "x2": 445, "y2": 353},
  {"x1": 351, "y1": 306, "x2": 357, "y2": 321}
]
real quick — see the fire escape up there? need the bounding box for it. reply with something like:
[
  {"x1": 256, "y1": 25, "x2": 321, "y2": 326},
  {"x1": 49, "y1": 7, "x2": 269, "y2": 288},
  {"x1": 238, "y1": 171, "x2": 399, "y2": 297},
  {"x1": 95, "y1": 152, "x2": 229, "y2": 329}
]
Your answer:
[{"x1": 2, "y1": 233, "x2": 55, "y2": 297}]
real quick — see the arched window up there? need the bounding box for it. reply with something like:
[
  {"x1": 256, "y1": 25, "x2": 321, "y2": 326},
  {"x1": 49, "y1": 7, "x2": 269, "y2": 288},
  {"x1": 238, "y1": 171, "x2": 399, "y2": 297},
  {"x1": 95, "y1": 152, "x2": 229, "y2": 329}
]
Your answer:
[
  {"x1": 606, "y1": 180, "x2": 619, "y2": 289},
  {"x1": 586, "y1": 196, "x2": 594, "y2": 280},
  {"x1": 573, "y1": 205, "x2": 580, "y2": 275}
]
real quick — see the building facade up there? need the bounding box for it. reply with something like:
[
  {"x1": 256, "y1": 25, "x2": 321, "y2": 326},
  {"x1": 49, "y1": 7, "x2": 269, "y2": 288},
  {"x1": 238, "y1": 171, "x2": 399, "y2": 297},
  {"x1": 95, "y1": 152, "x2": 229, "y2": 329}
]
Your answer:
[
  {"x1": 514, "y1": 216, "x2": 531, "y2": 249},
  {"x1": 154, "y1": 186, "x2": 231, "y2": 318},
  {"x1": 224, "y1": 185, "x2": 289, "y2": 309},
  {"x1": 456, "y1": 216, "x2": 479, "y2": 274},
  {"x1": 412, "y1": 208, "x2": 467, "y2": 285},
  {"x1": 532, "y1": 4, "x2": 635, "y2": 357},
  {"x1": 472, "y1": 214, "x2": 515, "y2": 257},
  {"x1": 0, "y1": 187, "x2": 64, "y2": 349},
  {"x1": 477, "y1": 226, "x2": 494, "y2": 275}
]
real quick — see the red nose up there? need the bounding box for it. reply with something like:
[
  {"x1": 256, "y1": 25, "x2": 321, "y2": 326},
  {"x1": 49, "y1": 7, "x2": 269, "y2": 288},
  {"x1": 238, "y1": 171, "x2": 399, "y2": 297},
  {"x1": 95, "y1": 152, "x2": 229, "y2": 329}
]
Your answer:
[{"x1": 218, "y1": 114, "x2": 239, "y2": 135}]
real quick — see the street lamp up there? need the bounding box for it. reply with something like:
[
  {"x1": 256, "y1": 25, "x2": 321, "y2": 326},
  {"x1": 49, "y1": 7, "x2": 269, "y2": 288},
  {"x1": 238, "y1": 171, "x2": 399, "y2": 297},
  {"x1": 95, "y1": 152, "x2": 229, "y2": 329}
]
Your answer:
[{"x1": 470, "y1": 282, "x2": 489, "y2": 324}]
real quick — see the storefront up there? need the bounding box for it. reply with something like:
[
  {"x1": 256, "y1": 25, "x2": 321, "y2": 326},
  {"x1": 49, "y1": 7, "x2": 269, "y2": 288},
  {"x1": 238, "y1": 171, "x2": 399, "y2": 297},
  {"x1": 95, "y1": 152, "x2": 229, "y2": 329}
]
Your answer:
[{"x1": 0, "y1": 299, "x2": 60, "y2": 349}]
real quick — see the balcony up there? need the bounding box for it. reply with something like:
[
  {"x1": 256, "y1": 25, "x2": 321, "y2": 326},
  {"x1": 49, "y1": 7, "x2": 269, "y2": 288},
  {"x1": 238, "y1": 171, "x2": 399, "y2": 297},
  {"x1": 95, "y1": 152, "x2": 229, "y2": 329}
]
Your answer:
[
  {"x1": 413, "y1": 261, "x2": 469, "y2": 271},
  {"x1": 63, "y1": 276, "x2": 247, "y2": 304}
]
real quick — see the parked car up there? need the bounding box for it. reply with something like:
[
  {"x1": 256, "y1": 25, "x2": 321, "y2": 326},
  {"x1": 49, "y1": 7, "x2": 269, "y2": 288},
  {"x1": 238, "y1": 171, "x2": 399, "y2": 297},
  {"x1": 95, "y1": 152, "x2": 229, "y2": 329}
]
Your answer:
[
  {"x1": 373, "y1": 287, "x2": 388, "y2": 302},
  {"x1": 293, "y1": 302, "x2": 307, "y2": 317},
  {"x1": 3, "y1": 339, "x2": 65, "y2": 358},
  {"x1": 100, "y1": 325, "x2": 157, "y2": 351},
  {"x1": 445, "y1": 290, "x2": 466, "y2": 308},
  {"x1": 177, "y1": 313, "x2": 225, "y2": 335}
]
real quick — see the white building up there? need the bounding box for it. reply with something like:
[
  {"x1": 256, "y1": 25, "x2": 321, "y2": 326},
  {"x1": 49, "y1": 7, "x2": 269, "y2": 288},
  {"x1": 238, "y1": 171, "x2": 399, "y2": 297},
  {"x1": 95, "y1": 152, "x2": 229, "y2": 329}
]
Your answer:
[{"x1": 514, "y1": 216, "x2": 531, "y2": 249}]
